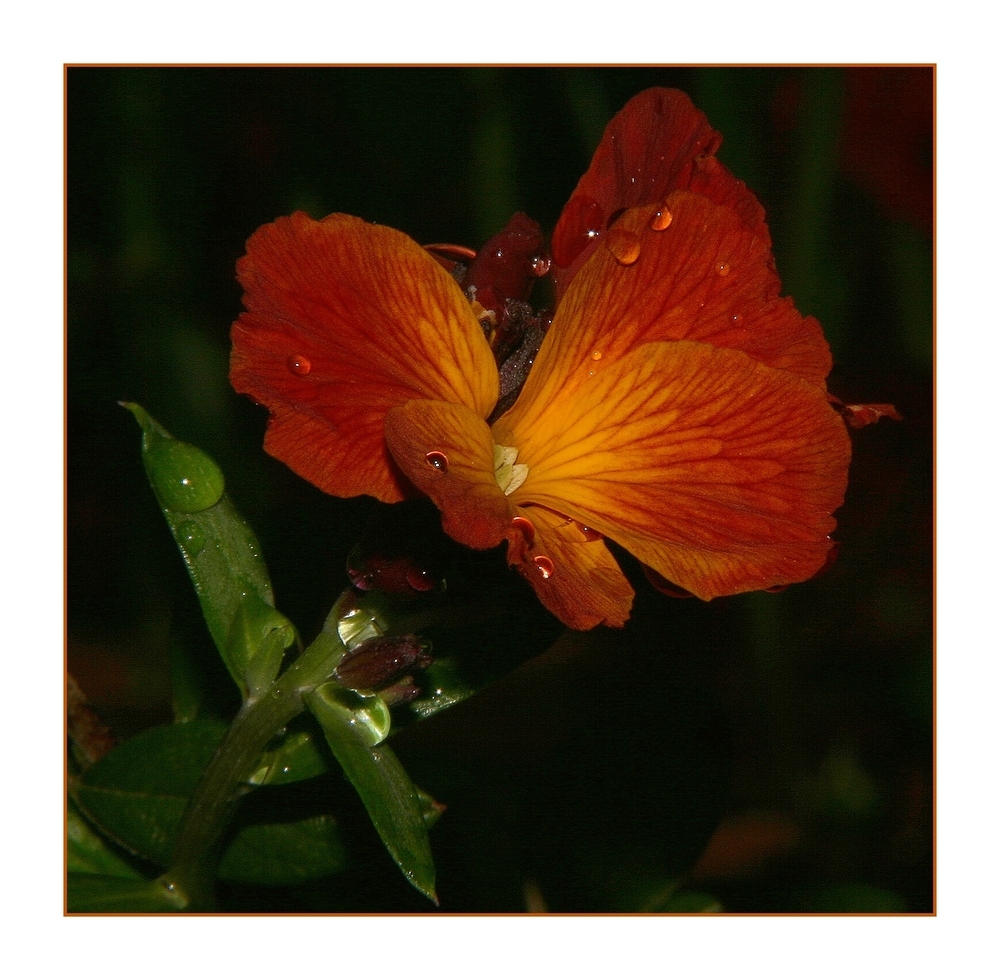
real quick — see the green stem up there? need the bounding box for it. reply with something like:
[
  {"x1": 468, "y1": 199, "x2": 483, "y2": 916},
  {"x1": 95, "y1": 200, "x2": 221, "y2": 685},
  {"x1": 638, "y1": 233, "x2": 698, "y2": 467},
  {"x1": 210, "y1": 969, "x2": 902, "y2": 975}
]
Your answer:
[{"x1": 160, "y1": 621, "x2": 345, "y2": 909}]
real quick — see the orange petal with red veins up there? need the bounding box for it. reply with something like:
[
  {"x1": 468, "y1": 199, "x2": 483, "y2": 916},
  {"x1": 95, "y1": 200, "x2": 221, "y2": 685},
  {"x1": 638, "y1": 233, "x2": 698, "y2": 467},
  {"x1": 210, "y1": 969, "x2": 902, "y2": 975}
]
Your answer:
[
  {"x1": 384, "y1": 400, "x2": 513, "y2": 551},
  {"x1": 384, "y1": 403, "x2": 634, "y2": 629},
  {"x1": 498, "y1": 340, "x2": 852, "y2": 600},
  {"x1": 230, "y1": 212, "x2": 498, "y2": 503},
  {"x1": 504, "y1": 506, "x2": 635, "y2": 630},
  {"x1": 551, "y1": 88, "x2": 768, "y2": 298},
  {"x1": 535, "y1": 198, "x2": 831, "y2": 393}
]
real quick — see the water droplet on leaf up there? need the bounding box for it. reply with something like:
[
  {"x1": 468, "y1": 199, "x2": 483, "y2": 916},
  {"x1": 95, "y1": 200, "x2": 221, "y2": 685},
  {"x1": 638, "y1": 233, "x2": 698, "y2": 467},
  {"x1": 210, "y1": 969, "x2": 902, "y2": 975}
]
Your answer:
[
  {"x1": 309, "y1": 682, "x2": 392, "y2": 748},
  {"x1": 606, "y1": 227, "x2": 641, "y2": 266},
  {"x1": 425, "y1": 451, "x2": 449, "y2": 472},
  {"x1": 145, "y1": 439, "x2": 225, "y2": 513},
  {"x1": 287, "y1": 354, "x2": 312, "y2": 375},
  {"x1": 533, "y1": 555, "x2": 554, "y2": 579}
]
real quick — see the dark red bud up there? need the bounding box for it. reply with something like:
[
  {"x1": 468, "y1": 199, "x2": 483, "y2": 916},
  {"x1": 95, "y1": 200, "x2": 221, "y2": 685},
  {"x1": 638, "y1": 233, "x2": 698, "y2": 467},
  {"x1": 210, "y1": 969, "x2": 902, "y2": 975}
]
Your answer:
[{"x1": 335, "y1": 634, "x2": 433, "y2": 693}]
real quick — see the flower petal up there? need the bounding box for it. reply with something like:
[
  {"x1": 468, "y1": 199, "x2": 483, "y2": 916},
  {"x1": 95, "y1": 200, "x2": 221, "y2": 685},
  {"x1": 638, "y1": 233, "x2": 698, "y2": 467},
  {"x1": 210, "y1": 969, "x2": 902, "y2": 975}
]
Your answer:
[
  {"x1": 230, "y1": 212, "x2": 498, "y2": 502},
  {"x1": 383, "y1": 400, "x2": 513, "y2": 551},
  {"x1": 504, "y1": 505, "x2": 635, "y2": 630},
  {"x1": 497, "y1": 339, "x2": 852, "y2": 600},
  {"x1": 384, "y1": 402, "x2": 635, "y2": 629},
  {"x1": 529, "y1": 198, "x2": 831, "y2": 394},
  {"x1": 551, "y1": 87, "x2": 769, "y2": 298}
]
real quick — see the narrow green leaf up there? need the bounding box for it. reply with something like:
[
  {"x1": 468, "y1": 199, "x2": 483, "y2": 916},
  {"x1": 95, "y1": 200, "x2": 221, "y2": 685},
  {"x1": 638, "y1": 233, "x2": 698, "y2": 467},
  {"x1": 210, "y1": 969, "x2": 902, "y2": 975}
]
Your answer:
[
  {"x1": 305, "y1": 685, "x2": 437, "y2": 903},
  {"x1": 122, "y1": 403, "x2": 277, "y2": 694}
]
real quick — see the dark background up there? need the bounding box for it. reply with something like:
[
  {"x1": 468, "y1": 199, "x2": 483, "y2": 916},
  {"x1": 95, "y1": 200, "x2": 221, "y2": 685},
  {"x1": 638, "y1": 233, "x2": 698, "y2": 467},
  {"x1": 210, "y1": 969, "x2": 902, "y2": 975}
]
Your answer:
[{"x1": 67, "y1": 66, "x2": 932, "y2": 912}]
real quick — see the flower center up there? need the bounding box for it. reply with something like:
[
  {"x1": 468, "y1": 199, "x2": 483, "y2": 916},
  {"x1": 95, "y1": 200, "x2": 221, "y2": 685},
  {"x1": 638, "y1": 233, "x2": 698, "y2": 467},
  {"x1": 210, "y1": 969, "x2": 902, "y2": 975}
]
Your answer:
[{"x1": 493, "y1": 443, "x2": 529, "y2": 496}]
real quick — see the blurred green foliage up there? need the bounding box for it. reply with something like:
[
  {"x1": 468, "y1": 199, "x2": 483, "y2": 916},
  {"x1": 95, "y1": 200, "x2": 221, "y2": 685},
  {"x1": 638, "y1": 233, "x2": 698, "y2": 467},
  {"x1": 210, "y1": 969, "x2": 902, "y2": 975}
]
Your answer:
[{"x1": 67, "y1": 67, "x2": 932, "y2": 912}]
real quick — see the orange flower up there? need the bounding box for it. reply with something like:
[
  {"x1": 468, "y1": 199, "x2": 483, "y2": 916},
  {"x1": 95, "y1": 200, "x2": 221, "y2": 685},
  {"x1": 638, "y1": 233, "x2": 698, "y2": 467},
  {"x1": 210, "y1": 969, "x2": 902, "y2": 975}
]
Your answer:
[{"x1": 230, "y1": 89, "x2": 852, "y2": 630}]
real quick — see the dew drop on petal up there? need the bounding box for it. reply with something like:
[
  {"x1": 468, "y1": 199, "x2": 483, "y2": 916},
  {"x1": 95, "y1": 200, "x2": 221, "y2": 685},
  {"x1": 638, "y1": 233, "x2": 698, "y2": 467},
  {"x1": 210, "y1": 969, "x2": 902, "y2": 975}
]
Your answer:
[
  {"x1": 510, "y1": 516, "x2": 536, "y2": 548},
  {"x1": 650, "y1": 207, "x2": 673, "y2": 231},
  {"x1": 425, "y1": 451, "x2": 449, "y2": 472},
  {"x1": 715, "y1": 261, "x2": 730, "y2": 277},
  {"x1": 287, "y1": 354, "x2": 312, "y2": 376},
  {"x1": 606, "y1": 227, "x2": 642, "y2": 266},
  {"x1": 590, "y1": 350, "x2": 602, "y2": 361},
  {"x1": 530, "y1": 254, "x2": 551, "y2": 277},
  {"x1": 533, "y1": 555, "x2": 554, "y2": 579},
  {"x1": 579, "y1": 524, "x2": 602, "y2": 542}
]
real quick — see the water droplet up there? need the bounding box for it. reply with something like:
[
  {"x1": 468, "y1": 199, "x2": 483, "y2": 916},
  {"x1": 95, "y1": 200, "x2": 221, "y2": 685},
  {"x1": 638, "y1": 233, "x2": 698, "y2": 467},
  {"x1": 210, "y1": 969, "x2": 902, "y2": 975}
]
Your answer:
[
  {"x1": 309, "y1": 682, "x2": 392, "y2": 748},
  {"x1": 405, "y1": 567, "x2": 439, "y2": 592},
  {"x1": 606, "y1": 227, "x2": 641, "y2": 266},
  {"x1": 287, "y1": 354, "x2": 311, "y2": 375},
  {"x1": 510, "y1": 516, "x2": 536, "y2": 548},
  {"x1": 177, "y1": 521, "x2": 206, "y2": 556},
  {"x1": 551, "y1": 195, "x2": 604, "y2": 266},
  {"x1": 731, "y1": 313, "x2": 743, "y2": 325},
  {"x1": 533, "y1": 555, "x2": 554, "y2": 579},
  {"x1": 650, "y1": 207, "x2": 673, "y2": 231},
  {"x1": 578, "y1": 523, "x2": 603, "y2": 542},
  {"x1": 715, "y1": 261, "x2": 730, "y2": 277},
  {"x1": 145, "y1": 439, "x2": 226, "y2": 513},
  {"x1": 530, "y1": 254, "x2": 551, "y2": 277},
  {"x1": 590, "y1": 350, "x2": 602, "y2": 361},
  {"x1": 425, "y1": 451, "x2": 449, "y2": 472}
]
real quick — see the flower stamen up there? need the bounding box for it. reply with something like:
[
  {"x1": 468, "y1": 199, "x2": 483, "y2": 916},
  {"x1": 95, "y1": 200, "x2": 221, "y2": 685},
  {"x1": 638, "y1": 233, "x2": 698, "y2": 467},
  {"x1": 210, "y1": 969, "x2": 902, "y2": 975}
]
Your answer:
[{"x1": 493, "y1": 443, "x2": 529, "y2": 496}]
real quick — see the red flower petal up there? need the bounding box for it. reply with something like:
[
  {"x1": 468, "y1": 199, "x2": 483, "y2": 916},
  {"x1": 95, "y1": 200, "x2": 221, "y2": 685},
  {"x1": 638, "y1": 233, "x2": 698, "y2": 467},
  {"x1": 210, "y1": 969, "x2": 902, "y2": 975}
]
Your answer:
[
  {"x1": 384, "y1": 401, "x2": 634, "y2": 629},
  {"x1": 504, "y1": 505, "x2": 635, "y2": 630},
  {"x1": 230, "y1": 212, "x2": 498, "y2": 502},
  {"x1": 551, "y1": 88, "x2": 769, "y2": 299},
  {"x1": 528, "y1": 198, "x2": 831, "y2": 394},
  {"x1": 497, "y1": 339, "x2": 851, "y2": 600},
  {"x1": 383, "y1": 400, "x2": 513, "y2": 551}
]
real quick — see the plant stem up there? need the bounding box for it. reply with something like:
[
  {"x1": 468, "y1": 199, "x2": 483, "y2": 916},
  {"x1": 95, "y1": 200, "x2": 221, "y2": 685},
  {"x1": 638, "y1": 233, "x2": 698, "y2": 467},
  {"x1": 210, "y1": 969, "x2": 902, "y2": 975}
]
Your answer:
[{"x1": 160, "y1": 623, "x2": 345, "y2": 909}]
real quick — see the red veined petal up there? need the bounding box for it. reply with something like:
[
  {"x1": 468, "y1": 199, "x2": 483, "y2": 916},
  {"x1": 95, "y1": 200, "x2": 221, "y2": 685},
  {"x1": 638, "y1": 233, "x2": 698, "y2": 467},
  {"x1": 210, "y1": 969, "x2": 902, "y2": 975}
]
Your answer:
[
  {"x1": 496, "y1": 339, "x2": 852, "y2": 600},
  {"x1": 526, "y1": 198, "x2": 831, "y2": 396},
  {"x1": 551, "y1": 87, "x2": 768, "y2": 299},
  {"x1": 504, "y1": 505, "x2": 635, "y2": 630},
  {"x1": 230, "y1": 212, "x2": 498, "y2": 503},
  {"x1": 383, "y1": 400, "x2": 513, "y2": 551}
]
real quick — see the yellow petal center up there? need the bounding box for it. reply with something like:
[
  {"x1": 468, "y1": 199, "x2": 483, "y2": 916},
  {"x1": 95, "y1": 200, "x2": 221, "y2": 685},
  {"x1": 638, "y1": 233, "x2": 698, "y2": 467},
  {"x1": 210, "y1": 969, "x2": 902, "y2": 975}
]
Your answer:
[{"x1": 493, "y1": 443, "x2": 529, "y2": 496}]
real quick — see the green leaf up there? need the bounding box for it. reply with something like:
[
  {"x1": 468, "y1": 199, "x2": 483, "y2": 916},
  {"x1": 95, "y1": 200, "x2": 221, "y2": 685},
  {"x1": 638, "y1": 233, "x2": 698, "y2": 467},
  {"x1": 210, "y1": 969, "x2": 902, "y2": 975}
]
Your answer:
[
  {"x1": 122, "y1": 403, "x2": 278, "y2": 694},
  {"x1": 73, "y1": 719, "x2": 229, "y2": 866},
  {"x1": 68, "y1": 873, "x2": 188, "y2": 913},
  {"x1": 72, "y1": 719, "x2": 348, "y2": 885},
  {"x1": 67, "y1": 798, "x2": 145, "y2": 879},
  {"x1": 305, "y1": 684, "x2": 437, "y2": 903},
  {"x1": 219, "y1": 813, "x2": 347, "y2": 886},
  {"x1": 248, "y1": 720, "x2": 331, "y2": 787}
]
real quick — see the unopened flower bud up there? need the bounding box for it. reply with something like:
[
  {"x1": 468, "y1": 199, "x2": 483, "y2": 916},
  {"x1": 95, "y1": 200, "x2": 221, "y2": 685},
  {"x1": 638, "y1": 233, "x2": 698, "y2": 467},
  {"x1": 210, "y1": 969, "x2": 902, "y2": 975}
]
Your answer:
[{"x1": 334, "y1": 634, "x2": 432, "y2": 693}]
